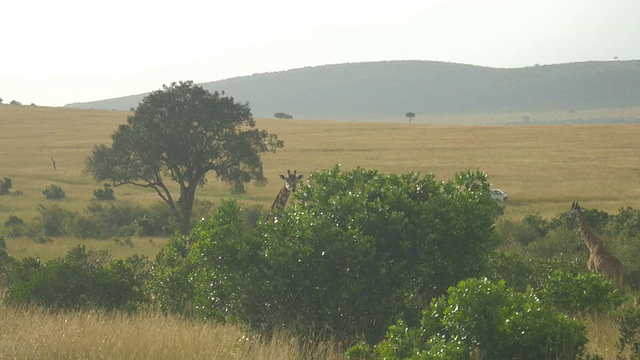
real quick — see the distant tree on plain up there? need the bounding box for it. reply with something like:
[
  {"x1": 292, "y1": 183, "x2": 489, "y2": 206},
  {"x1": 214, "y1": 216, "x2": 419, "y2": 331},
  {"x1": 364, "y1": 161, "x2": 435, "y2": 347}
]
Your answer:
[
  {"x1": 0, "y1": 97, "x2": 3, "y2": 104},
  {"x1": 274, "y1": 112, "x2": 293, "y2": 119},
  {"x1": 405, "y1": 112, "x2": 415, "y2": 124},
  {"x1": 9, "y1": 100, "x2": 21, "y2": 106}
]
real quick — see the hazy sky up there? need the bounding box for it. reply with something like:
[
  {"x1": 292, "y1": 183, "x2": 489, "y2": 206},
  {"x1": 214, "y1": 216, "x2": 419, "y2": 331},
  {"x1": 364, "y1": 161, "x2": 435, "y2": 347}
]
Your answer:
[{"x1": 1, "y1": 0, "x2": 639, "y2": 107}]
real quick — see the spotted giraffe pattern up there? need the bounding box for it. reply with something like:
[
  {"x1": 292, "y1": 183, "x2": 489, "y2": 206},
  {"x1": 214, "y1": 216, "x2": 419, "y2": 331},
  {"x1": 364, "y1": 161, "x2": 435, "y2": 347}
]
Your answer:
[
  {"x1": 265, "y1": 170, "x2": 303, "y2": 221},
  {"x1": 571, "y1": 202, "x2": 623, "y2": 285}
]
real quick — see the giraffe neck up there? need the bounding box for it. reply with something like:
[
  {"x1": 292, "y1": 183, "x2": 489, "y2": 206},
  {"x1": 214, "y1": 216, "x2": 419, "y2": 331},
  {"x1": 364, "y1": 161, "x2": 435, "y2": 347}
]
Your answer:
[
  {"x1": 271, "y1": 186, "x2": 292, "y2": 211},
  {"x1": 576, "y1": 212, "x2": 603, "y2": 251}
]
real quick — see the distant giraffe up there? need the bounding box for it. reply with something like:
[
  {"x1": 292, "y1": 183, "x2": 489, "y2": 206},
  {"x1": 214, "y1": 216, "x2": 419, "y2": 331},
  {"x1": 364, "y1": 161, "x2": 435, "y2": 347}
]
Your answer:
[
  {"x1": 265, "y1": 170, "x2": 303, "y2": 221},
  {"x1": 570, "y1": 202, "x2": 623, "y2": 285}
]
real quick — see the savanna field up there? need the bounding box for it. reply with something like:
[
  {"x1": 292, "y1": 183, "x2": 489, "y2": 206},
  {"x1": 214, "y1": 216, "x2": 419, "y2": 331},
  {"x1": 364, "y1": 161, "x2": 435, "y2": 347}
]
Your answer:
[{"x1": 2, "y1": 104, "x2": 640, "y2": 359}]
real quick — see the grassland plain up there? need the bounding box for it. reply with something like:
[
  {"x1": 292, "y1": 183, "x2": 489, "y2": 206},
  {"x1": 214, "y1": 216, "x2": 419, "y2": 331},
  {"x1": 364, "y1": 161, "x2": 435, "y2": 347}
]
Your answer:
[
  {"x1": 1, "y1": 104, "x2": 640, "y2": 359},
  {"x1": 2, "y1": 104, "x2": 640, "y2": 221}
]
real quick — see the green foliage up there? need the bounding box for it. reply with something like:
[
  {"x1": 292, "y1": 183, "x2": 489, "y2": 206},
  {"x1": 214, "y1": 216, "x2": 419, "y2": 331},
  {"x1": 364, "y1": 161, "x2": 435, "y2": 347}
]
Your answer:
[
  {"x1": 616, "y1": 299, "x2": 640, "y2": 360},
  {"x1": 85, "y1": 80, "x2": 284, "y2": 234},
  {"x1": 539, "y1": 270, "x2": 625, "y2": 314},
  {"x1": 186, "y1": 166, "x2": 499, "y2": 342},
  {"x1": 0, "y1": 177, "x2": 12, "y2": 195},
  {"x1": 353, "y1": 278, "x2": 587, "y2": 360},
  {"x1": 607, "y1": 207, "x2": 640, "y2": 238},
  {"x1": 36, "y1": 203, "x2": 75, "y2": 236},
  {"x1": 26, "y1": 201, "x2": 178, "y2": 239},
  {"x1": 93, "y1": 183, "x2": 115, "y2": 200},
  {"x1": 486, "y1": 253, "x2": 622, "y2": 315},
  {"x1": 4, "y1": 245, "x2": 149, "y2": 311},
  {"x1": 42, "y1": 184, "x2": 66, "y2": 200},
  {"x1": 148, "y1": 234, "x2": 197, "y2": 316},
  {"x1": 71, "y1": 200, "x2": 142, "y2": 239},
  {"x1": 189, "y1": 200, "x2": 260, "y2": 323}
]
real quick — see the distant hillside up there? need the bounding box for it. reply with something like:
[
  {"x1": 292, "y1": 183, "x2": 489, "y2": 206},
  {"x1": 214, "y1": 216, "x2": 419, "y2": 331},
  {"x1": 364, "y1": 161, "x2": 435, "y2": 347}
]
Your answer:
[{"x1": 65, "y1": 60, "x2": 640, "y2": 121}]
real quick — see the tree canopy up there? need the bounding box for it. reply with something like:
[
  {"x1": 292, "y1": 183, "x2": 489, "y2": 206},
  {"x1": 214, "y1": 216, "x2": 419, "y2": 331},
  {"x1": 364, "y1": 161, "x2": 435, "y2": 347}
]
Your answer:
[{"x1": 85, "y1": 81, "x2": 283, "y2": 233}]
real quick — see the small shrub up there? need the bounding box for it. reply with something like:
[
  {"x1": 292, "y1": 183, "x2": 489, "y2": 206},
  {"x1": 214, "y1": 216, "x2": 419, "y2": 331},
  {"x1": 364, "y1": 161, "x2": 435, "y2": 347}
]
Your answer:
[
  {"x1": 93, "y1": 183, "x2": 115, "y2": 200},
  {"x1": 0, "y1": 177, "x2": 12, "y2": 195},
  {"x1": 36, "y1": 203, "x2": 75, "y2": 236},
  {"x1": 3, "y1": 216, "x2": 35, "y2": 238},
  {"x1": 42, "y1": 184, "x2": 66, "y2": 200},
  {"x1": 4, "y1": 215, "x2": 24, "y2": 227}
]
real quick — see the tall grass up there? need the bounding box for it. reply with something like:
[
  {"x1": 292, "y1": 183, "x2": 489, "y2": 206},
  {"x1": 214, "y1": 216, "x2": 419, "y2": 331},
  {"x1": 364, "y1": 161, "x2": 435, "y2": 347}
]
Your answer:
[
  {"x1": 0, "y1": 305, "x2": 344, "y2": 360},
  {"x1": 0, "y1": 305, "x2": 629, "y2": 359}
]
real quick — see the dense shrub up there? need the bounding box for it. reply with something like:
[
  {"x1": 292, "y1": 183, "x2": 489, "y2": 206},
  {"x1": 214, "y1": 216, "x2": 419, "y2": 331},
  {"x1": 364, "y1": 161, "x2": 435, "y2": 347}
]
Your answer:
[
  {"x1": 616, "y1": 299, "x2": 640, "y2": 360},
  {"x1": 0, "y1": 177, "x2": 12, "y2": 195},
  {"x1": 29, "y1": 200, "x2": 179, "y2": 239},
  {"x1": 93, "y1": 183, "x2": 115, "y2": 200},
  {"x1": 539, "y1": 269, "x2": 625, "y2": 314},
  {"x1": 186, "y1": 166, "x2": 499, "y2": 342},
  {"x1": 148, "y1": 233, "x2": 197, "y2": 315},
  {"x1": 4, "y1": 245, "x2": 149, "y2": 311},
  {"x1": 348, "y1": 278, "x2": 588, "y2": 360},
  {"x1": 72, "y1": 201, "x2": 143, "y2": 239},
  {"x1": 42, "y1": 184, "x2": 66, "y2": 200},
  {"x1": 36, "y1": 203, "x2": 75, "y2": 236}
]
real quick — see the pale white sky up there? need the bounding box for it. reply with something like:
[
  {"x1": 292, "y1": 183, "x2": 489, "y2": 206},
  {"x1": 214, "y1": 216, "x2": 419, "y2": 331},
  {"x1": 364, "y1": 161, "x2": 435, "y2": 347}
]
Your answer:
[{"x1": 1, "y1": 0, "x2": 639, "y2": 107}]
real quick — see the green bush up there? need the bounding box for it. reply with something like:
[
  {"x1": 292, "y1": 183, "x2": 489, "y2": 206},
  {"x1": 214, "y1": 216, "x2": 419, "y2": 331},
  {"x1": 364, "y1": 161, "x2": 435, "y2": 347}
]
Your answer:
[
  {"x1": 148, "y1": 233, "x2": 197, "y2": 315},
  {"x1": 539, "y1": 269, "x2": 625, "y2": 314},
  {"x1": 351, "y1": 278, "x2": 588, "y2": 360},
  {"x1": 42, "y1": 184, "x2": 66, "y2": 200},
  {"x1": 616, "y1": 299, "x2": 640, "y2": 360},
  {"x1": 0, "y1": 177, "x2": 12, "y2": 195},
  {"x1": 72, "y1": 201, "x2": 143, "y2": 239},
  {"x1": 93, "y1": 183, "x2": 115, "y2": 200},
  {"x1": 3, "y1": 215, "x2": 32, "y2": 238},
  {"x1": 187, "y1": 166, "x2": 499, "y2": 342},
  {"x1": 36, "y1": 203, "x2": 75, "y2": 236},
  {"x1": 4, "y1": 245, "x2": 148, "y2": 311}
]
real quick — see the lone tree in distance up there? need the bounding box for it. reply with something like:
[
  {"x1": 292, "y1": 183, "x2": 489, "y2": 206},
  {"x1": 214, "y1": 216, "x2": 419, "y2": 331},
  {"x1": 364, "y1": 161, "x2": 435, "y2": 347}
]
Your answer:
[
  {"x1": 405, "y1": 112, "x2": 415, "y2": 124},
  {"x1": 85, "y1": 81, "x2": 284, "y2": 234}
]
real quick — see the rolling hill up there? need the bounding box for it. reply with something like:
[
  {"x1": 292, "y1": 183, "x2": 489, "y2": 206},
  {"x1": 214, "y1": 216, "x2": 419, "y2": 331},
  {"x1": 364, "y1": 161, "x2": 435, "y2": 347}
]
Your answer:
[{"x1": 64, "y1": 60, "x2": 640, "y2": 122}]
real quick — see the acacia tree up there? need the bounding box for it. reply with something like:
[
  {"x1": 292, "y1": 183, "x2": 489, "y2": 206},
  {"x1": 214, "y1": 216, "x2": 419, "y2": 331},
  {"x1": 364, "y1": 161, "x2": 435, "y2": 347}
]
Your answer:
[{"x1": 85, "y1": 81, "x2": 283, "y2": 234}]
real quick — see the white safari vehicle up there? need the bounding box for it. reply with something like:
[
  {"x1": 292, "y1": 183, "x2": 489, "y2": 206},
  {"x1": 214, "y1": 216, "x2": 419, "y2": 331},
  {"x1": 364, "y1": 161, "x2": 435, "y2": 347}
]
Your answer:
[{"x1": 490, "y1": 189, "x2": 508, "y2": 202}]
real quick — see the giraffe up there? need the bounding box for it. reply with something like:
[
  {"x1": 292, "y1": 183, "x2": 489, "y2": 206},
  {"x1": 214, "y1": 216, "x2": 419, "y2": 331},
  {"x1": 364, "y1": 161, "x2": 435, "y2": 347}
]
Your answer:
[
  {"x1": 265, "y1": 170, "x2": 303, "y2": 221},
  {"x1": 570, "y1": 202, "x2": 623, "y2": 286}
]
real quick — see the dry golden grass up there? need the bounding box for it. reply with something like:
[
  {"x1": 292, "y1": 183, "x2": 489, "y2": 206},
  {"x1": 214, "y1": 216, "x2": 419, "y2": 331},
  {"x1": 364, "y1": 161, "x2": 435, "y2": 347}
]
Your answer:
[
  {"x1": 580, "y1": 313, "x2": 620, "y2": 360},
  {"x1": 0, "y1": 305, "x2": 344, "y2": 360},
  {"x1": 2, "y1": 104, "x2": 640, "y2": 223}
]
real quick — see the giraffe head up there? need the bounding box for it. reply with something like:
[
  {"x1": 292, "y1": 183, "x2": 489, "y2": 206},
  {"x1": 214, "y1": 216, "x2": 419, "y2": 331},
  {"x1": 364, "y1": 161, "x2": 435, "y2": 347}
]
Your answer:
[
  {"x1": 280, "y1": 170, "x2": 303, "y2": 192},
  {"x1": 570, "y1": 201, "x2": 582, "y2": 216}
]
